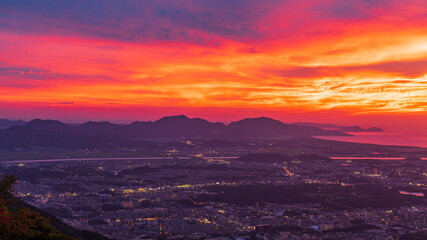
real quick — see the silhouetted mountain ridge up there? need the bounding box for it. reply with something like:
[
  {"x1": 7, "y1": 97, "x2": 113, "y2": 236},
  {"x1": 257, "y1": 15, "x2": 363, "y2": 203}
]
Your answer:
[
  {"x1": 293, "y1": 122, "x2": 383, "y2": 133},
  {"x1": 14, "y1": 119, "x2": 72, "y2": 134},
  {"x1": 341, "y1": 126, "x2": 383, "y2": 132},
  {"x1": 226, "y1": 117, "x2": 349, "y2": 138},
  {"x1": 124, "y1": 115, "x2": 226, "y2": 137},
  {"x1": 0, "y1": 119, "x2": 26, "y2": 129},
  {"x1": 0, "y1": 115, "x2": 351, "y2": 149}
]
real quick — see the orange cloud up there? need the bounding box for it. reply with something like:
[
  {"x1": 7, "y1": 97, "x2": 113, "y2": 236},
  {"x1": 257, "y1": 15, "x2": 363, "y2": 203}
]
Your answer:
[{"x1": 0, "y1": 0, "x2": 426, "y2": 128}]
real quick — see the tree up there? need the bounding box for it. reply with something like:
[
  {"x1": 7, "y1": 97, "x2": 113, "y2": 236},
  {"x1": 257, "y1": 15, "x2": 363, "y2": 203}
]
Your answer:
[{"x1": 0, "y1": 174, "x2": 74, "y2": 240}]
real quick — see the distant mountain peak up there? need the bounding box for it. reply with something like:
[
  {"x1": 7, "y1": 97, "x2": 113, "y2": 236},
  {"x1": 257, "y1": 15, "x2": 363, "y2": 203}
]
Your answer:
[
  {"x1": 0, "y1": 119, "x2": 26, "y2": 129},
  {"x1": 25, "y1": 119, "x2": 67, "y2": 127},
  {"x1": 154, "y1": 115, "x2": 224, "y2": 126},
  {"x1": 293, "y1": 122, "x2": 383, "y2": 133},
  {"x1": 156, "y1": 115, "x2": 190, "y2": 121},
  {"x1": 366, "y1": 127, "x2": 383, "y2": 132},
  {"x1": 341, "y1": 126, "x2": 383, "y2": 132},
  {"x1": 237, "y1": 116, "x2": 279, "y2": 121},
  {"x1": 21, "y1": 119, "x2": 70, "y2": 133},
  {"x1": 228, "y1": 117, "x2": 286, "y2": 126}
]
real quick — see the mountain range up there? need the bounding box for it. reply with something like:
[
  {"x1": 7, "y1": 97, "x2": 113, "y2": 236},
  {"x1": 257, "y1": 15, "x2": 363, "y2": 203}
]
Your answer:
[
  {"x1": 0, "y1": 115, "x2": 350, "y2": 149},
  {"x1": 293, "y1": 122, "x2": 383, "y2": 132},
  {"x1": 0, "y1": 119, "x2": 26, "y2": 129},
  {"x1": 2, "y1": 115, "x2": 350, "y2": 138}
]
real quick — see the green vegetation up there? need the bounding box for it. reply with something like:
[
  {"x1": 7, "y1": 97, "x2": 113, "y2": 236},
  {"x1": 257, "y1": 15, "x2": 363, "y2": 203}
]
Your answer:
[
  {"x1": 0, "y1": 175, "x2": 110, "y2": 240},
  {"x1": 0, "y1": 175, "x2": 74, "y2": 240}
]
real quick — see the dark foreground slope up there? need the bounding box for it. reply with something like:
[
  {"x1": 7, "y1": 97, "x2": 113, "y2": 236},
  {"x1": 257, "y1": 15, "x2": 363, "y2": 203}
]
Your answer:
[
  {"x1": 0, "y1": 175, "x2": 109, "y2": 240},
  {"x1": 11, "y1": 199, "x2": 110, "y2": 240}
]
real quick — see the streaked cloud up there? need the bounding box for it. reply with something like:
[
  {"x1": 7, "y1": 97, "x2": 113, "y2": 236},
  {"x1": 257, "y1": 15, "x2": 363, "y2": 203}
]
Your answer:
[{"x1": 0, "y1": 0, "x2": 426, "y2": 126}]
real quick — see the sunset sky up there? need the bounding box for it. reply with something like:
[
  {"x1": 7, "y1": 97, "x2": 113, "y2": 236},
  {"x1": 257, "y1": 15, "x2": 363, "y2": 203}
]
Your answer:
[{"x1": 0, "y1": 0, "x2": 426, "y2": 129}]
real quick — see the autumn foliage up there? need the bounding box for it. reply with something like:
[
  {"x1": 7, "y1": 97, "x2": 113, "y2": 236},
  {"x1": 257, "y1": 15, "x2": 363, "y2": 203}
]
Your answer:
[{"x1": 0, "y1": 174, "x2": 73, "y2": 240}]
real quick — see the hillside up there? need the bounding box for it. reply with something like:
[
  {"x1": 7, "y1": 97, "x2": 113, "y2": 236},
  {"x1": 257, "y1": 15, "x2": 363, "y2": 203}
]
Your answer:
[{"x1": 0, "y1": 175, "x2": 110, "y2": 240}]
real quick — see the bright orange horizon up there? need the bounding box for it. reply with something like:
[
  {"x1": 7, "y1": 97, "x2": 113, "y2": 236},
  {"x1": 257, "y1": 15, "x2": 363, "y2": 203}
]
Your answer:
[{"x1": 0, "y1": 1, "x2": 426, "y2": 129}]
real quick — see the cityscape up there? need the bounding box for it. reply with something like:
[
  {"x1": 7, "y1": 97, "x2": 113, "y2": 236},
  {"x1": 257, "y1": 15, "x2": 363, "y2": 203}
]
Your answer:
[
  {"x1": 1, "y1": 124, "x2": 426, "y2": 239},
  {"x1": 1, "y1": 0, "x2": 426, "y2": 239}
]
